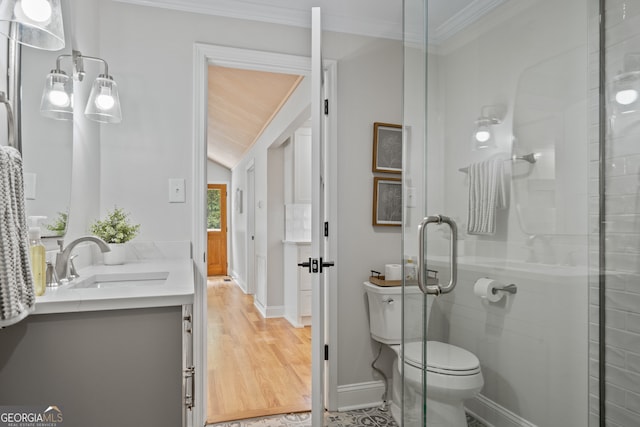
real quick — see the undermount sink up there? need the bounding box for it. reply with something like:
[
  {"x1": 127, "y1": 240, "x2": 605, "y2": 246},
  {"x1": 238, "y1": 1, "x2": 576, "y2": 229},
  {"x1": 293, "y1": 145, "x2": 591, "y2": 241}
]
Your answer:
[{"x1": 67, "y1": 271, "x2": 170, "y2": 289}]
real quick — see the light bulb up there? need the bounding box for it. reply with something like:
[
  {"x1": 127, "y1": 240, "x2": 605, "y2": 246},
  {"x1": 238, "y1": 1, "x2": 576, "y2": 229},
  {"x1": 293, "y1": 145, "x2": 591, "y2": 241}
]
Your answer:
[
  {"x1": 95, "y1": 87, "x2": 115, "y2": 110},
  {"x1": 48, "y1": 82, "x2": 69, "y2": 107},
  {"x1": 615, "y1": 88, "x2": 639, "y2": 106},
  {"x1": 18, "y1": 0, "x2": 52, "y2": 23},
  {"x1": 475, "y1": 129, "x2": 491, "y2": 143}
]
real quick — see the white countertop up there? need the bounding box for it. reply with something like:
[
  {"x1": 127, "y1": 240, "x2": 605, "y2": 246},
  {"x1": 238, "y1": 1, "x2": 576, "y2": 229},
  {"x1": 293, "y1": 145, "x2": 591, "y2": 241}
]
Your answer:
[{"x1": 34, "y1": 258, "x2": 194, "y2": 315}]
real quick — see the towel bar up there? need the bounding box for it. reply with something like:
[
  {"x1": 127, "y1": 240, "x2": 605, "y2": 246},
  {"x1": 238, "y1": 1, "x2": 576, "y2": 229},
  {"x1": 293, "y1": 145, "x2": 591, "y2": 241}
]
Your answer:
[
  {"x1": 0, "y1": 92, "x2": 17, "y2": 152},
  {"x1": 458, "y1": 153, "x2": 538, "y2": 173}
]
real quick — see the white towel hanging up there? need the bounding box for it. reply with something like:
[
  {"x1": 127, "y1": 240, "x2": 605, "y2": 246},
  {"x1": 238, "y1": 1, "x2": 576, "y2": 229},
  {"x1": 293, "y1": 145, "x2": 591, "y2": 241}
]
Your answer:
[{"x1": 467, "y1": 156, "x2": 507, "y2": 235}]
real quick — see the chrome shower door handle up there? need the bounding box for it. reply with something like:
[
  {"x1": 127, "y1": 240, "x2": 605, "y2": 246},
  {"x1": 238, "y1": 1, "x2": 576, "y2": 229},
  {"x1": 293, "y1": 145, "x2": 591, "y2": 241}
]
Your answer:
[
  {"x1": 417, "y1": 216, "x2": 443, "y2": 295},
  {"x1": 417, "y1": 215, "x2": 458, "y2": 295}
]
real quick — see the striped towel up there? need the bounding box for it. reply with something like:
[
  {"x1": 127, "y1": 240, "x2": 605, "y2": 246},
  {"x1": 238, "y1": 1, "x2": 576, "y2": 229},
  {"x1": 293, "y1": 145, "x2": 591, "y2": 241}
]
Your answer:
[
  {"x1": 0, "y1": 145, "x2": 35, "y2": 327},
  {"x1": 467, "y1": 157, "x2": 507, "y2": 235}
]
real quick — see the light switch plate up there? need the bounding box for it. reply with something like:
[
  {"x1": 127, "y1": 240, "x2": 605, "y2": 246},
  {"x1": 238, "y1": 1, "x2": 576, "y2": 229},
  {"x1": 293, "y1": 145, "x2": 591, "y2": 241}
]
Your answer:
[
  {"x1": 24, "y1": 173, "x2": 36, "y2": 200},
  {"x1": 169, "y1": 178, "x2": 185, "y2": 203}
]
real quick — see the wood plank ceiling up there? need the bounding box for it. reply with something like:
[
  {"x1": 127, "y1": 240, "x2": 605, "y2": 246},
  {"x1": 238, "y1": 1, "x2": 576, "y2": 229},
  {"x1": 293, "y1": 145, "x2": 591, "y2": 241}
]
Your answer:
[{"x1": 207, "y1": 65, "x2": 303, "y2": 169}]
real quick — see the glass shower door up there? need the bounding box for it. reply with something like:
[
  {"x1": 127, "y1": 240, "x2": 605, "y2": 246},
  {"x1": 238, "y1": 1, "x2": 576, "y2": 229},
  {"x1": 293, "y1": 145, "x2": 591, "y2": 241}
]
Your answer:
[{"x1": 402, "y1": 0, "x2": 590, "y2": 426}]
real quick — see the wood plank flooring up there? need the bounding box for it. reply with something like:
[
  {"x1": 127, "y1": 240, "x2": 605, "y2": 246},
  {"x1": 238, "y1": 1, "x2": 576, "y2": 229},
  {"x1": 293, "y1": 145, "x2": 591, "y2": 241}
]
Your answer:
[{"x1": 207, "y1": 277, "x2": 312, "y2": 424}]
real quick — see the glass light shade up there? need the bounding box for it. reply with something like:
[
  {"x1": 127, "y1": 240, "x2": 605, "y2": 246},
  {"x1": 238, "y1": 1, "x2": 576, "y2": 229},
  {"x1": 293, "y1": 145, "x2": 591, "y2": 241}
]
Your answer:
[
  {"x1": 0, "y1": 0, "x2": 65, "y2": 51},
  {"x1": 472, "y1": 119, "x2": 495, "y2": 149},
  {"x1": 612, "y1": 71, "x2": 640, "y2": 114},
  {"x1": 84, "y1": 75, "x2": 122, "y2": 123},
  {"x1": 40, "y1": 69, "x2": 72, "y2": 120}
]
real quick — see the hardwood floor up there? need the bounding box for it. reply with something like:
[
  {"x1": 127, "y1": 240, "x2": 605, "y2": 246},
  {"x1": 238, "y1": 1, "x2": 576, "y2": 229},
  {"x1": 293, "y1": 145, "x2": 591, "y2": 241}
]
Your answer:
[{"x1": 207, "y1": 276, "x2": 312, "y2": 424}]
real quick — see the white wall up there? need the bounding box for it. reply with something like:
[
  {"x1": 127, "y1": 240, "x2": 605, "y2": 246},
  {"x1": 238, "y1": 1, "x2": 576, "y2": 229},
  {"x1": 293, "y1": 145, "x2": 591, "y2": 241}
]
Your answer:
[
  {"x1": 266, "y1": 145, "x2": 285, "y2": 309},
  {"x1": 230, "y1": 78, "x2": 311, "y2": 295},
  {"x1": 419, "y1": 0, "x2": 589, "y2": 425},
  {"x1": 207, "y1": 160, "x2": 230, "y2": 184}
]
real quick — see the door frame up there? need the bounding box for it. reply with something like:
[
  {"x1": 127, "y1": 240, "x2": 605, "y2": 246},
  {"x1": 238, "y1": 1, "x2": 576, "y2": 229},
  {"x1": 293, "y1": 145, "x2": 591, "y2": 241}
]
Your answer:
[
  {"x1": 246, "y1": 162, "x2": 256, "y2": 295},
  {"x1": 192, "y1": 43, "x2": 339, "y2": 426}
]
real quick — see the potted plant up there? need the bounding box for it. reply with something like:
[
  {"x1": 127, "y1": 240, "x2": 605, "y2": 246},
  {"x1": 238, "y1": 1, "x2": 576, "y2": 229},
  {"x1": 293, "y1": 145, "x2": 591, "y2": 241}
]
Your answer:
[
  {"x1": 46, "y1": 211, "x2": 68, "y2": 236},
  {"x1": 89, "y1": 207, "x2": 140, "y2": 265}
]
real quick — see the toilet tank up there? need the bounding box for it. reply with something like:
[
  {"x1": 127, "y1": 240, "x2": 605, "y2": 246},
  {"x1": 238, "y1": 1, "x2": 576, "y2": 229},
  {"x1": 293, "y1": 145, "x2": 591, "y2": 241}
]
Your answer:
[{"x1": 364, "y1": 282, "x2": 424, "y2": 345}]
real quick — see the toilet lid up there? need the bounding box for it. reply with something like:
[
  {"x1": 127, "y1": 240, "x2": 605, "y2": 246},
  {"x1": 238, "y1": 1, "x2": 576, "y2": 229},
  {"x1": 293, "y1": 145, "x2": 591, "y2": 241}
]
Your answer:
[{"x1": 404, "y1": 341, "x2": 481, "y2": 376}]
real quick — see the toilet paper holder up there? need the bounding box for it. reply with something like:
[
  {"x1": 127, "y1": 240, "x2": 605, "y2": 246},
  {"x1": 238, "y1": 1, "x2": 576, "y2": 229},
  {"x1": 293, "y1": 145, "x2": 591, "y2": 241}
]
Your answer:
[{"x1": 493, "y1": 284, "x2": 518, "y2": 295}]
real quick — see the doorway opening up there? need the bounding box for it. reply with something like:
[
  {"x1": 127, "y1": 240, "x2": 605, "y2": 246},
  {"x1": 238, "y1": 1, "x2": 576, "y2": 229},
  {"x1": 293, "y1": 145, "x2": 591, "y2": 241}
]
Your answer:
[
  {"x1": 193, "y1": 43, "x2": 339, "y2": 427},
  {"x1": 203, "y1": 52, "x2": 312, "y2": 424}
]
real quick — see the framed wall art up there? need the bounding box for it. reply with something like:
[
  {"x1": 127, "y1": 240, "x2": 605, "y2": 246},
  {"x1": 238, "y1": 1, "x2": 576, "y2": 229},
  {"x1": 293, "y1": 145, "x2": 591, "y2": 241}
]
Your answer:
[
  {"x1": 373, "y1": 177, "x2": 402, "y2": 226},
  {"x1": 372, "y1": 122, "x2": 402, "y2": 174}
]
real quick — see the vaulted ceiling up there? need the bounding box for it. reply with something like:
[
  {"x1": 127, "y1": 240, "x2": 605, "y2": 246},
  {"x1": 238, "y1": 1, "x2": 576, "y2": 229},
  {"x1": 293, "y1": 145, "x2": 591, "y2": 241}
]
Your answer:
[{"x1": 207, "y1": 66, "x2": 303, "y2": 169}]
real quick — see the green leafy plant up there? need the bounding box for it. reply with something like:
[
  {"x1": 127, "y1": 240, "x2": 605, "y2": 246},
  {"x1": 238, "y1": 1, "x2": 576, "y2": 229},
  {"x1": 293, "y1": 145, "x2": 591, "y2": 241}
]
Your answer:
[
  {"x1": 46, "y1": 211, "x2": 68, "y2": 236},
  {"x1": 89, "y1": 207, "x2": 140, "y2": 244}
]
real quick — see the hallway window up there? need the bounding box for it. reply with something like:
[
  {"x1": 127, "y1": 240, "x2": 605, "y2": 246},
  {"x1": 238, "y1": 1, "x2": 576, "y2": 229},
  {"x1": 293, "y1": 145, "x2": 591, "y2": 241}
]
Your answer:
[{"x1": 207, "y1": 188, "x2": 221, "y2": 231}]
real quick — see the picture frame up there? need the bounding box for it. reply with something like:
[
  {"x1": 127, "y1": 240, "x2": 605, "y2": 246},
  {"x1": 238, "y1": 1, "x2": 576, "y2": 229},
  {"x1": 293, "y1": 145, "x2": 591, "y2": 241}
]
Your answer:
[
  {"x1": 373, "y1": 177, "x2": 402, "y2": 226},
  {"x1": 372, "y1": 122, "x2": 402, "y2": 174}
]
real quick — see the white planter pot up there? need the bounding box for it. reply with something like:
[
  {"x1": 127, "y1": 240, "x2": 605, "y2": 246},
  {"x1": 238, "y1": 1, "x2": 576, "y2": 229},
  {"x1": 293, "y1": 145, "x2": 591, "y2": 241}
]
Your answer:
[{"x1": 103, "y1": 243, "x2": 126, "y2": 265}]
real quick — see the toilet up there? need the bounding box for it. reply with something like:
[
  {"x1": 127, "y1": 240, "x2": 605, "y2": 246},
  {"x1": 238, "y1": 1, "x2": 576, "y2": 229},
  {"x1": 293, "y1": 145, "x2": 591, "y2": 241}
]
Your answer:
[{"x1": 364, "y1": 281, "x2": 483, "y2": 427}]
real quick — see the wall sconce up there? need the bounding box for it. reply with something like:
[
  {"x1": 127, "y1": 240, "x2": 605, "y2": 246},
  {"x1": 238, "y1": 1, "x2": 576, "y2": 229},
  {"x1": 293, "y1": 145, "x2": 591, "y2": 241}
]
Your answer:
[
  {"x1": 612, "y1": 53, "x2": 640, "y2": 114},
  {"x1": 472, "y1": 104, "x2": 506, "y2": 150},
  {"x1": 0, "y1": 0, "x2": 65, "y2": 51},
  {"x1": 40, "y1": 50, "x2": 122, "y2": 123}
]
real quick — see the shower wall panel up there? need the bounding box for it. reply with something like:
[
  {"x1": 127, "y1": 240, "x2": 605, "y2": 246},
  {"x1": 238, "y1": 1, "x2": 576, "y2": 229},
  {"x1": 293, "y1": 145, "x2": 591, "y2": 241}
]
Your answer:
[{"x1": 594, "y1": 1, "x2": 640, "y2": 425}]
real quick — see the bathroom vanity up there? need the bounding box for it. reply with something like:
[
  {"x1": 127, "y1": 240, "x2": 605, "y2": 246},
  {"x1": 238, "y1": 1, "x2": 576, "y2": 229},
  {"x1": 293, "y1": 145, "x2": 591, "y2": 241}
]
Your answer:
[{"x1": 0, "y1": 258, "x2": 194, "y2": 427}]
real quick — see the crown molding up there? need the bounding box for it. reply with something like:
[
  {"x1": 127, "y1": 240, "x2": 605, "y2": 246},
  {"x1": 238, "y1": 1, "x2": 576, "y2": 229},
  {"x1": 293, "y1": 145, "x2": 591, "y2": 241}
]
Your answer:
[
  {"x1": 112, "y1": 0, "x2": 403, "y2": 40},
  {"x1": 431, "y1": 0, "x2": 507, "y2": 44}
]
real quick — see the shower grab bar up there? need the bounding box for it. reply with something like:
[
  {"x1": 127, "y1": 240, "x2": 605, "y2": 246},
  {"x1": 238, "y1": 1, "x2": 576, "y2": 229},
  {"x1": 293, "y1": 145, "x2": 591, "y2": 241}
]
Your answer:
[
  {"x1": 0, "y1": 91, "x2": 18, "y2": 152},
  {"x1": 458, "y1": 152, "x2": 538, "y2": 173},
  {"x1": 417, "y1": 215, "x2": 458, "y2": 295}
]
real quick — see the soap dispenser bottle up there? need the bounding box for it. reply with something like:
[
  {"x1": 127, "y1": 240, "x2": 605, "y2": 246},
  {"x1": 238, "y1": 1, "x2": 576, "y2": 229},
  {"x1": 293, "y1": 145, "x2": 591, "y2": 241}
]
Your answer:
[
  {"x1": 404, "y1": 257, "x2": 416, "y2": 282},
  {"x1": 28, "y1": 216, "x2": 47, "y2": 296}
]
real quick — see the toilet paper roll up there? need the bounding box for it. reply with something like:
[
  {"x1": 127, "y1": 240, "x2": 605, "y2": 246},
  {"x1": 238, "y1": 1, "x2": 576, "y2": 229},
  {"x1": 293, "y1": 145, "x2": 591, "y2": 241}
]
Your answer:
[
  {"x1": 385, "y1": 264, "x2": 402, "y2": 281},
  {"x1": 473, "y1": 277, "x2": 503, "y2": 302}
]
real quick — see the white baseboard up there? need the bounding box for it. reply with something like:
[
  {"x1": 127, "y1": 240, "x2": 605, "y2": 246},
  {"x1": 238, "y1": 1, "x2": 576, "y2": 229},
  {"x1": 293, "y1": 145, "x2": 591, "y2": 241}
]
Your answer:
[
  {"x1": 336, "y1": 381, "x2": 386, "y2": 412},
  {"x1": 253, "y1": 300, "x2": 284, "y2": 319},
  {"x1": 466, "y1": 393, "x2": 537, "y2": 427},
  {"x1": 229, "y1": 270, "x2": 247, "y2": 293},
  {"x1": 265, "y1": 305, "x2": 284, "y2": 318}
]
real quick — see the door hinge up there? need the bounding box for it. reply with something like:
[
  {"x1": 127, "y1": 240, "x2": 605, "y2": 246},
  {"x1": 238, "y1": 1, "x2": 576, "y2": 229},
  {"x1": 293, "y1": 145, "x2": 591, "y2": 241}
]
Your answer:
[
  {"x1": 324, "y1": 345, "x2": 329, "y2": 361},
  {"x1": 324, "y1": 99, "x2": 329, "y2": 115},
  {"x1": 184, "y1": 365, "x2": 195, "y2": 409},
  {"x1": 324, "y1": 221, "x2": 329, "y2": 237}
]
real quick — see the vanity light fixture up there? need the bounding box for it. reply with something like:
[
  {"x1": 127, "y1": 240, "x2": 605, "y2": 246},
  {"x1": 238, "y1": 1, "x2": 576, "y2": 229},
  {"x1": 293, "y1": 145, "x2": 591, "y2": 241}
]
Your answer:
[
  {"x1": 40, "y1": 68, "x2": 72, "y2": 119},
  {"x1": 40, "y1": 50, "x2": 122, "y2": 123},
  {"x1": 472, "y1": 104, "x2": 506, "y2": 150},
  {"x1": 0, "y1": 0, "x2": 65, "y2": 51},
  {"x1": 612, "y1": 53, "x2": 640, "y2": 114}
]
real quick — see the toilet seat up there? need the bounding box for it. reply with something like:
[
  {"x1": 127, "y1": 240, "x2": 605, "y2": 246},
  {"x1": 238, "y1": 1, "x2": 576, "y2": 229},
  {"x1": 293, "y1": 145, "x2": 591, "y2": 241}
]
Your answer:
[{"x1": 404, "y1": 341, "x2": 481, "y2": 376}]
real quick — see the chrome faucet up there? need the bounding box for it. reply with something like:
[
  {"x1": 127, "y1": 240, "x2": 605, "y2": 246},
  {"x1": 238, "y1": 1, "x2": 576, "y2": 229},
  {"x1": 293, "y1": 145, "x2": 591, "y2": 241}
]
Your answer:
[{"x1": 55, "y1": 236, "x2": 111, "y2": 282}]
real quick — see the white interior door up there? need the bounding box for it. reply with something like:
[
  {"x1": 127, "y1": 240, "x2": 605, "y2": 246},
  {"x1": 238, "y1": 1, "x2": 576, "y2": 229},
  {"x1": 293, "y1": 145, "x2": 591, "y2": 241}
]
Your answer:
[{"x1": 311, "y1": 7, "x2": 328, "y2": 426}]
